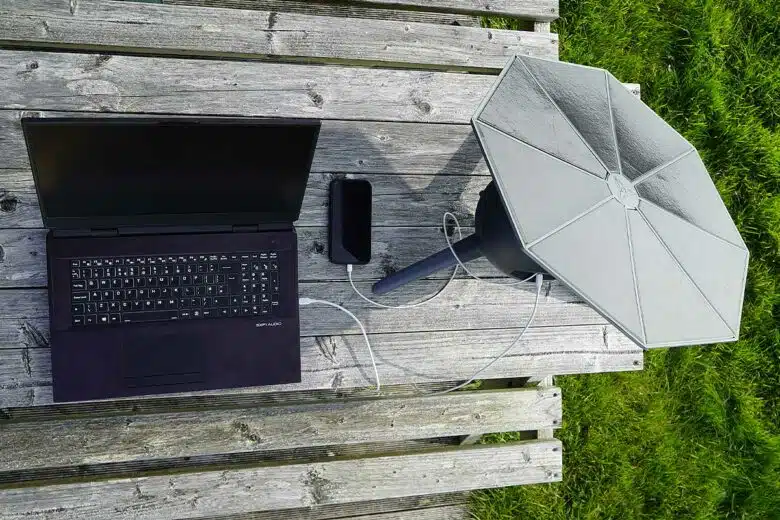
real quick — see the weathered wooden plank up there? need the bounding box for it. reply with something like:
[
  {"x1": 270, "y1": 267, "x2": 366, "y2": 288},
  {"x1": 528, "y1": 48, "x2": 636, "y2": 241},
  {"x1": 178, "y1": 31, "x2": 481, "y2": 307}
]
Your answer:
[
  {"x1": 0, "y1": 387, "x2": 560, "y2": 471},
  {"x1": 164, "y1": 0, "x2": 481, "y2": 27},
  {"x1": 0, "y1": 226, "x2": 508, "y2": 287},
  {"x1": 326, "y1": 505, "x2": 468, "y2": 520},
  {"x1": 0, "y1": 111, "x2": 491, "y2": 175},
  {"x1": 0, "y1": 169, "x2": 488, "y2": 229},
  {"x1": 183, "y1": 494, "x2": 468, "y2": 520},
  {"x1": 0, "y1": 0, "x2": 558, "y2": 70},
  {"x1": 0, "y1": 438, "x2": 457, "y2": 485},
  {"x1": 0, "y1": 279, "x2": 612, "y2": 335},
  {"x1": 534, "y1": 375, "x2": 556, "y2": 440},
  {"x1": 0, "y1": 50, "x2": 496, "y2": 123},
  {"x1": 0, "y1": 440, "x2": 562, "y2": 518},
  {"x1": 0, "y1": 323, "x2": 642, "y2": 407},
  {"x1": 534, "y1": 21, "x2": 551, "y2": 33},
  {"x1": 0, "y1": 84, "x2": 637, "y2": 175},
  {"x1": 330, "y1": 0, "x2": 559, "y2": 20}
]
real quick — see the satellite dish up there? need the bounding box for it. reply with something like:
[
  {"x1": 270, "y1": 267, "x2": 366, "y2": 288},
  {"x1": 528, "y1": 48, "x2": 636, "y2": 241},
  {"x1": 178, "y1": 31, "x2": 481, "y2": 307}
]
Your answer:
[{"x1": 374, "y1": 56, "x2": 749, "y2": 349}]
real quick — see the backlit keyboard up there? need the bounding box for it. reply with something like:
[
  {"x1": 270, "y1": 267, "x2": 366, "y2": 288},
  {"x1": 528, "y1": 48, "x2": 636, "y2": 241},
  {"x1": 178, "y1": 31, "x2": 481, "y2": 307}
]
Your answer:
[{"x1": 69, "y1": 252, "x2": 279, "y2": 326}]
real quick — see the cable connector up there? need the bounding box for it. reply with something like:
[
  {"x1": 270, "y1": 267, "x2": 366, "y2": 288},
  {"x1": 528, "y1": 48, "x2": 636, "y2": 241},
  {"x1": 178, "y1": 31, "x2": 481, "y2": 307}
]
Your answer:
[
  {"x1": 347, "y1": 264, "x2": 353, "y2": 274},
  {"x1": 535, "y1": 273, "x2": 544, "y2": 293},
  {"x1": 299, "y1": 297, "x2": 317, "y2": 306}
]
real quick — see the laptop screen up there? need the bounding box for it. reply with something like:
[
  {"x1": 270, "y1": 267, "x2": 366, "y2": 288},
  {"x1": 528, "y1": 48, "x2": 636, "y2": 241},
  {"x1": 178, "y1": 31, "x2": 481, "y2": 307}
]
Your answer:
[{"x1": 22, "y1": 117, "x2": 320, "y2": 229}]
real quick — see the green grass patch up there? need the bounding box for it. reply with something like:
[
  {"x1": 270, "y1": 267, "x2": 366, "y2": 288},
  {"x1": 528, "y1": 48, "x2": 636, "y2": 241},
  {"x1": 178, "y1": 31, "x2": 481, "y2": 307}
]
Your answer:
[{"x1": 476, "y1": 0, "x2": 780, "y2": 518}]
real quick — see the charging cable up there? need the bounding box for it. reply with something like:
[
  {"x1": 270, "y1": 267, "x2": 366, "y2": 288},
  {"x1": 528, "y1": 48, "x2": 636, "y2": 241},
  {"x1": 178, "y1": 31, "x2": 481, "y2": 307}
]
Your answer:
[
  {"x1": 300, "y1": 273, "x2": 542, "y2": 397},
  {"x1": 433, "y1": 272, "x2": 544, "y2": 395},
  {"x1": 347, "y1": 212, "x2": 537, "y2": 309},
  {"x1": 309, "y1": 212, "x2": 545, "y2": 395},
  {"x1": 442, "y1": 212, "x2": 536, "y2": 286},
  {"x1": 346, "y1": 215, "x2": 464, "y2": 309},
  {"x1": 299, "y1": 297, "x2": 381, "y2": 393}
]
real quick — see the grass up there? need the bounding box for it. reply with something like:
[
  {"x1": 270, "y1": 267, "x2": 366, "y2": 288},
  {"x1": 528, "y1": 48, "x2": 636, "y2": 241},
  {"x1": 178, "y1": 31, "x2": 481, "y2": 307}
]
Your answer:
[{"x1": 475, "y1": 1, "x2": 780, "y2": 518}]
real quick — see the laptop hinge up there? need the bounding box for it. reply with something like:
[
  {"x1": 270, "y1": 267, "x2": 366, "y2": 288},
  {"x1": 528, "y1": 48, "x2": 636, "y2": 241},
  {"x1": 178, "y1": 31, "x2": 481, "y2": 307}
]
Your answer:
[
  {"x1": 232, "y1": 224, "x2": 260, "y2": 233},
  {"x1": 52, "y1": 228, "x2": 119, "y2": 238},
  {"x1": 91, "y1": 228, "x2": 119, "y2": 237}
]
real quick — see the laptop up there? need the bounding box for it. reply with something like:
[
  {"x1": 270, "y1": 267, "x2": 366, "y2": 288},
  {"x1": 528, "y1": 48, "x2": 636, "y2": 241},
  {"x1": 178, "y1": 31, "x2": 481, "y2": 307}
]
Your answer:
[{"x1": 22, "y1": 116, "x2": 321, "y2": 402}]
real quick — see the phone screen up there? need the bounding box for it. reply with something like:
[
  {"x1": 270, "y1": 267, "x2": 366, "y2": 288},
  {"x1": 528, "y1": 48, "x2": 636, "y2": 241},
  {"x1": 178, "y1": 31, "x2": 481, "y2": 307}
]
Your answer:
[{"x1": 329, "y1": 179, "x2": 372, "y2": 264}]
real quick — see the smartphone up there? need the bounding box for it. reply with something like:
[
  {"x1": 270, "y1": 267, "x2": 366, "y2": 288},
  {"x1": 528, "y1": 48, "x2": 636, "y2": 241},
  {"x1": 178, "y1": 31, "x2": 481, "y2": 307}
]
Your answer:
[{"x1": 329, "y1": 179, "x2": 372, "y2": 265}]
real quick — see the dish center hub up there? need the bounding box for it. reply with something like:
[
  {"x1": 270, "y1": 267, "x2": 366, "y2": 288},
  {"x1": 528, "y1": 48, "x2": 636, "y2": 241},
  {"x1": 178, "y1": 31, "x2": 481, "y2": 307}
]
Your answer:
[{"x1": 607, "y1": 173, "x2": 639, "y2": 209}]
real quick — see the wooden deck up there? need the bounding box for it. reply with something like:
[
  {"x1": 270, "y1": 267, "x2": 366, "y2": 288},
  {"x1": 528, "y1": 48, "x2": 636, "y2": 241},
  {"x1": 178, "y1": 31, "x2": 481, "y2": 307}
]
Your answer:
[{"x1": 0, "y1": 0, "x2": 643, "y2": 518}]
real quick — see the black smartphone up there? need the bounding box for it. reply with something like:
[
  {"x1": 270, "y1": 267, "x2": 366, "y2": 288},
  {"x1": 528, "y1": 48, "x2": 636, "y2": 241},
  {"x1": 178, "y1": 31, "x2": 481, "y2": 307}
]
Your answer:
[{"x1": 329, "y1": 179, "x2": 372, "y2": 264}]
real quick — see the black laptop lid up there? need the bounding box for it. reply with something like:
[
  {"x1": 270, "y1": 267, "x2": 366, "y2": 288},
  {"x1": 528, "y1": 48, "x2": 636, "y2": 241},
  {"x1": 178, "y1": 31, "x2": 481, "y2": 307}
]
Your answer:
[{"x1": 22, "y1": 117, "x2": 321, "y2": 230}]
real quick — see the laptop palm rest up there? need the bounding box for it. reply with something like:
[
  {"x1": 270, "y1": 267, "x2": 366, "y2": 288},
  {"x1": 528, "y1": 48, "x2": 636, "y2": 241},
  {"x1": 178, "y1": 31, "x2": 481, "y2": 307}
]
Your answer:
[{"x1": 122, "y1": 331, "x2": 205, "y2": 388}]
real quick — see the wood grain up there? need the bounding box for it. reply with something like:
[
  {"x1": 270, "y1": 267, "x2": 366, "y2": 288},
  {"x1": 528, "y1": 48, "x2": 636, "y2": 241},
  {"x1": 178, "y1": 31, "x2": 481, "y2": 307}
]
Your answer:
[
  {"x1": 0, "y1": 438, "x2": 459, "y2": 485},
  {"x1": 329, "y1": 0, "x2": 559, "y2": 20},
  {"x1": 0, "y1": 387, "x2": 560, "y2": 471},
  {"x1": 188, "y1": 494, "x2": 467, "y2": 520},
  {"x1": 335, "y1": 505, "x2": 468, "y2": 520},
  {"x1": 0, "y1": 440, "x2": 562, "y2": 518},
  {"x1": 179, "y1": 493, "x2": 467, "y2": 520},
  {"x1": 0, "y1": 322, "x2": 642, "y2": 407},
  {"x1": 164, "y1": 0, "x2": 481, "y2": 27},
  {"x1": 0, "y1": 50, "x2": 498, "y2": 123},
  {"x1": 0, "y1": 0, "x2": 558, "y2": 71}
]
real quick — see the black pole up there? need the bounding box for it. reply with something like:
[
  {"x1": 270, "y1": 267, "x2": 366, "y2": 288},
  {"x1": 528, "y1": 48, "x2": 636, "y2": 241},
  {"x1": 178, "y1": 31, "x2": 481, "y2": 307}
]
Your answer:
[{"x1": 371, "y1": 234, "x2": 483, "y2": 295}]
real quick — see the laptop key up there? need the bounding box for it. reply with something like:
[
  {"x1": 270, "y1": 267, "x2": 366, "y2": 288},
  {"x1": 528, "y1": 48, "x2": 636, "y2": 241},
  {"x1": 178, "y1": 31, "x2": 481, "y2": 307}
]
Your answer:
[
  {"x1": 86, "y1": 315, "x2": 97, "y2": 325},
  {"x1": 110, "y1": 314, "x2": 120, "y2": 324},
  {"x1": 72, "y1": 292, "x2": 89, "y2": 303},
  {"x1": 72, "y1": 280, "x2": 87, "y2": 291},
  {"x1": 72, "y1": 316, "x2": 85, "y2": 326},
  {"x1": 98, "y1": 314, "x2": 109, "y2": 325},
  {"x1": 123, "y1": 310, "x2": 179, "y2": 323}
]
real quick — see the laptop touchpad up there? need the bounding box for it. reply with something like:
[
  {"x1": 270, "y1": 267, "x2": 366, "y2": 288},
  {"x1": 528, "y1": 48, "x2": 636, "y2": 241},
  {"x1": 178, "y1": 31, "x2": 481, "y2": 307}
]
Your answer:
[{"x1": 122, "y1": 331, "x2": 205, "y2": 388}]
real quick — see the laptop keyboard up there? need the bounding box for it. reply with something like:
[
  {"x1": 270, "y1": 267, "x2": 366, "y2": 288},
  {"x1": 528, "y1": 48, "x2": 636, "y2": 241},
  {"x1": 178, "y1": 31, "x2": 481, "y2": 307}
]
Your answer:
[{"x1": 69, "y1": 252, "x2": 280, "y2": 326}]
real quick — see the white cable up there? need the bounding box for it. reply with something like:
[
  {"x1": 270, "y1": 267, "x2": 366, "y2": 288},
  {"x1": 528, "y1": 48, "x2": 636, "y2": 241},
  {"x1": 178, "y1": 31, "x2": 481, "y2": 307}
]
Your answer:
[
  {"x1": 345, "y1": 216, "x2": 464, "y2": 309},
  {"x1": 442, "y1": 212, "x2": 536, "y2": 286},
  {"x1": 432, "y1": 273, "x2": 544, "y2": 395},
  {"x1": 347, "y1": 211, "x2": 535, "y2": 309},
  {"x1": 347, "y1": 263, "x2": 458, "y2": 309},
  {"x1": 299, "y1": 297, "x2": 380, "y2": 393}
]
